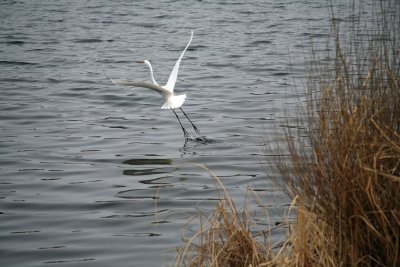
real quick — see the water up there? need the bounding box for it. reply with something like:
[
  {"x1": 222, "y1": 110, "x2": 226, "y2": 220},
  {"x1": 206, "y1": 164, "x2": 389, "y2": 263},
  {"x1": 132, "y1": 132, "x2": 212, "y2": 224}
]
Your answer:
[{"x1": 0, "y1": 1, "x2": 361, "y2": 266}]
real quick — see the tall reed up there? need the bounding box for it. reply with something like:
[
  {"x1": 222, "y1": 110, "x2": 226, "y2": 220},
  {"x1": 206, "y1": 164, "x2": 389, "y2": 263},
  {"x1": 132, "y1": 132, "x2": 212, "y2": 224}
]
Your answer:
[
  {"x1": 276, "y1": 1, "x2": 400, "y2": 265},
  {"x1": 175, "y1": 1, "x2": 400, "y2": 266}
]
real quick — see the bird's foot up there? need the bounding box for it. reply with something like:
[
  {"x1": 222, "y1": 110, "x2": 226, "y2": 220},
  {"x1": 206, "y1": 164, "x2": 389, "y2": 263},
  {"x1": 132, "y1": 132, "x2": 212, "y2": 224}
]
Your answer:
[
  {"x1": 193, "y1": 126, "x2": 201, "y2": 136},
  {"x1": 183, "y1": 129, "x2": 191, "y2": 139}
]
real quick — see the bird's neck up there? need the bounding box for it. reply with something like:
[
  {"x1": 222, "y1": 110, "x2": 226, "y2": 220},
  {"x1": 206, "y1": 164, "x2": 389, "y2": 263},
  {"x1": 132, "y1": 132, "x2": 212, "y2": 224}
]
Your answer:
[
  {"x1": 149, "y1": 71, "x2": 158, "y2": 85},
  {"x1": 145, "y1": 61, "x2": 158, "y2": 85}
]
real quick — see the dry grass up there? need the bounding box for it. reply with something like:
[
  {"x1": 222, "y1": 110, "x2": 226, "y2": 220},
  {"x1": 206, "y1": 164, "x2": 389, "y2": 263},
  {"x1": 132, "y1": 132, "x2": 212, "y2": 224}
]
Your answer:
[
  {"x1": 175, "y1": 165, "x2": 275, "y2": 267},
  {"x1": 275, "y1": 2, "x2": 400, "y2": 265},
  {"x1": 175, "y1": 2, "x2": 400, "y2": 266}
]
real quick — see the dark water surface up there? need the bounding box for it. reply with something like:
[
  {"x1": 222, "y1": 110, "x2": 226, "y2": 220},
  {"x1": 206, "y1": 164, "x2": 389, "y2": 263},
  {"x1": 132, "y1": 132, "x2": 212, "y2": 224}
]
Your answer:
[{"x1": 0, "y1": 1, "x2": 368, "y2": 266}]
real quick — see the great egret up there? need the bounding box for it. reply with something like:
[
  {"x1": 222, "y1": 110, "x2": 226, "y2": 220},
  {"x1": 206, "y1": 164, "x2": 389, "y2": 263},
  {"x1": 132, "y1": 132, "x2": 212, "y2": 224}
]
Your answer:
[{"x1": 111, "y1": 31, "x2": 202, "y2": 140}]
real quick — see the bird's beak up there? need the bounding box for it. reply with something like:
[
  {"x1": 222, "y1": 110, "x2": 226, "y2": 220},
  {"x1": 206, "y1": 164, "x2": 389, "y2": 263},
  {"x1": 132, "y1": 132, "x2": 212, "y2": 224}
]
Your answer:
[{"x1": 135, "y1": 60, "x2": 145, "y2": 63}]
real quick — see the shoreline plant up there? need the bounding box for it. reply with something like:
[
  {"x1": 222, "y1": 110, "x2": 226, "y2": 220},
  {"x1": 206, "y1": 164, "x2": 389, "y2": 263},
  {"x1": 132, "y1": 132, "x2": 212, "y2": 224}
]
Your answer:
[{"x1": 175, "y1": 1, "x2": 399, "y2": 266}]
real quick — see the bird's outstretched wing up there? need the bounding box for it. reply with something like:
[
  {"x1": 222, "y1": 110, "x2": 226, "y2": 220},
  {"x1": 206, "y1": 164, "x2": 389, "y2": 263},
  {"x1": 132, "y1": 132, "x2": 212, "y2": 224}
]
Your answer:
[
  {"x1": 111, "y1": 79, "x2": 171, "y2": 96},
  {"x1": 164, "y1": 31, "x2": 193, "y2": 92}
]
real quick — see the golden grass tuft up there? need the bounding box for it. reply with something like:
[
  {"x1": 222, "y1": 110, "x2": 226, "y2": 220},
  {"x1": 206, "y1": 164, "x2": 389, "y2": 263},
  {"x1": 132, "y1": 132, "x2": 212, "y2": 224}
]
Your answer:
[
  {"x1": 175, "y1": 2, "x2": 400, "y2": 266},
  {"x1": 175, "y1": 166, "x2": 275, "y2": 267},
  {"x1": 275, "y1": 2, "x2": 400, "y2": 265}
]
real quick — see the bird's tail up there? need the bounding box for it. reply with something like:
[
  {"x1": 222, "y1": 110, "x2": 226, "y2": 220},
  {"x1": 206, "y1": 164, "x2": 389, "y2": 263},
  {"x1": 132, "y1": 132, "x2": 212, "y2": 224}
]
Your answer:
[{"x1": 162, "y1": 94, "x2": 186, "y2": 109}]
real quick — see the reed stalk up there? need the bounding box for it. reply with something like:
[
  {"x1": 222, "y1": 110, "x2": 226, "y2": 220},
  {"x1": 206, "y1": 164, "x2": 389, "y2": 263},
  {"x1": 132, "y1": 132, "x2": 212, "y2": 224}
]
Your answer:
[{"x1": 175, "y1": 1, "x2": 399, "y2": 266}]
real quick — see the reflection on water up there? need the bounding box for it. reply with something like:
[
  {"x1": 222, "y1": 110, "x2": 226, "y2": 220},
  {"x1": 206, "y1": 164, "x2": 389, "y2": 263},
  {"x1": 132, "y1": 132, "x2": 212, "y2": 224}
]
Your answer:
[
  {"x1": 122, "y1": 158, "x2": 177, "y2": 182},
  {"x1": 116, "y1": 189, "x2": 160, "y2": 200},
  {"x1": 123, "y1": 168, "x2": 174, "y2": 176},
  {"x1": 122, "y1": 158, "x2": 173, "y2": 165},
  {"x1": 139, "y1": 176, "x2": 184, "y2": 186}
]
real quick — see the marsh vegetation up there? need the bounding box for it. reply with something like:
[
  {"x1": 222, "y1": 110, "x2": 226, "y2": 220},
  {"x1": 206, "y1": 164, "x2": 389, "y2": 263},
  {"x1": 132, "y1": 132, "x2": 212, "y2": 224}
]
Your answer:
[{"x1": 175, "y1": 2, "x2": 400, "y2": 266}]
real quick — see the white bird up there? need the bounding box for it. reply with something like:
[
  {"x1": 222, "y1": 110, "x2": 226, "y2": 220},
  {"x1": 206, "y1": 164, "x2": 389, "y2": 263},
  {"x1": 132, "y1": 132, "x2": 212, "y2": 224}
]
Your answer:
[{"x1": 112, "y1": 31, "x2": 202, "y2": 140}]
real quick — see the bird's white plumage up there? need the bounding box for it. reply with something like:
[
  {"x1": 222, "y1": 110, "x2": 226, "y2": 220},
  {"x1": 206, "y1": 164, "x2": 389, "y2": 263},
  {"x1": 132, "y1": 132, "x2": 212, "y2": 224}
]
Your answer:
[
  {"x1": 161, "y1": 93, "x2": 186, "y2": 109},
  {"x1": 111, "y1": 31, "x2": 193, "y2": 110},
  {"x1": 164, "y1": 30, "x2": 193, "y2": 92},
  {"x1": 111, "y1": 79, "x2": 169, "y2": 96}
]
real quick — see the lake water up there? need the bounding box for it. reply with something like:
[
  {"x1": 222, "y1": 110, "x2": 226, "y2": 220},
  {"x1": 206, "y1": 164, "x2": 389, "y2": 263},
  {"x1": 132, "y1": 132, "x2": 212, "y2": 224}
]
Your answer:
[{"x1": 0, "y1": 1, "x2": 369, "y2": 266}]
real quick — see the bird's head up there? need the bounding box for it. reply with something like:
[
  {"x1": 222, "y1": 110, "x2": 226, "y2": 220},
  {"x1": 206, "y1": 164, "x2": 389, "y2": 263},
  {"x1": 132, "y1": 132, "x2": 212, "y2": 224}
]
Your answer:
[{"x1": 135, "y1": 60, "x2": 148, "y2": 64}]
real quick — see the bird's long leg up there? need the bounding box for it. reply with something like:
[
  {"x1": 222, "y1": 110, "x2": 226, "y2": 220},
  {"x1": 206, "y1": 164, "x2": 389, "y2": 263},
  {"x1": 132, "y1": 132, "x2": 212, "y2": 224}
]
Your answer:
[
  {"x1": 172, "y1": 109, "x2": 190, "y2": 139},
  {"x1": 179, "y1": 108, "x2": 201, "y2": 136}
]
